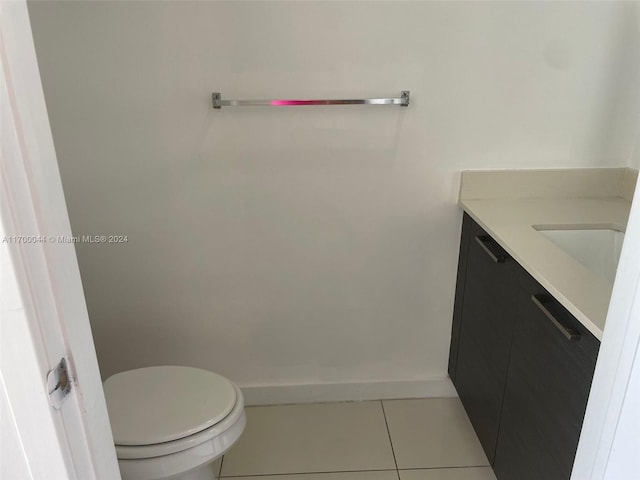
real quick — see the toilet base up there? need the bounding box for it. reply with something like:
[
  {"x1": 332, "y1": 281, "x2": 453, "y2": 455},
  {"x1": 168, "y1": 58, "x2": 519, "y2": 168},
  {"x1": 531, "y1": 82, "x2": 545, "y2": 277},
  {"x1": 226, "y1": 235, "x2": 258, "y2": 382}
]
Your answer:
[
  {"x1": 117, "y1": 409, "x2": 245, "y2": 480},
  {"x1": 176, "y1": 462, "x2": 217, "y2": 480}
]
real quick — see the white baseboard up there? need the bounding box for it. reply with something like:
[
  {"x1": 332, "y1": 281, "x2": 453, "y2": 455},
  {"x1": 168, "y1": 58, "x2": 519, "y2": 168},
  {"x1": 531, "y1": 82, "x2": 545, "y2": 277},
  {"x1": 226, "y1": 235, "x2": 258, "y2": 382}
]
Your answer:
[{"x1": 240, "y1": 377, "x2": 458, "y2": 406}]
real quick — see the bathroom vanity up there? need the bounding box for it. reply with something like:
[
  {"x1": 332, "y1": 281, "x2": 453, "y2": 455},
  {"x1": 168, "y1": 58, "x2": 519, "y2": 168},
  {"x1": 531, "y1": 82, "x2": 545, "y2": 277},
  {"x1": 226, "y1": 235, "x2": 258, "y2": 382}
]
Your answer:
[{"x1": 448, "y1": 168, "x2": 637, "y2": 480}]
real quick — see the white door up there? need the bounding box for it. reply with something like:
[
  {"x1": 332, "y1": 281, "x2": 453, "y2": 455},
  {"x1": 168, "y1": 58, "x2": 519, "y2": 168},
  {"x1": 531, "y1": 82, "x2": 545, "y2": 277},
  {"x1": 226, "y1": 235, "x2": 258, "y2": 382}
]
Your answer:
[
  {"x1": 0, "y1": 0, "x2": 120, "y2": 478},
  {"x1": 572, "y1": 167, "x2": 640, "y2": 479}
]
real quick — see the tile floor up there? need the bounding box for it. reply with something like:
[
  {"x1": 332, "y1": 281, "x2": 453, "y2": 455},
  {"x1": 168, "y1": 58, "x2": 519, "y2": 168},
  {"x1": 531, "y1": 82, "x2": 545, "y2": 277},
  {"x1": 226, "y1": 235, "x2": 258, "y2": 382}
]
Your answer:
[{"x1": 213, "y1": 397, "x2": 497, "y2": 480}]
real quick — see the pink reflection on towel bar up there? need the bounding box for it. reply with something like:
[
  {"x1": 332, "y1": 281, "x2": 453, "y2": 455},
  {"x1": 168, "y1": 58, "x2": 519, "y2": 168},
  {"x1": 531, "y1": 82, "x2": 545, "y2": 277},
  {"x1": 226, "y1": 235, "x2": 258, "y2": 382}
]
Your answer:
[{"x1": 270, "y1": 100, "x2": 336, "y2": 106}]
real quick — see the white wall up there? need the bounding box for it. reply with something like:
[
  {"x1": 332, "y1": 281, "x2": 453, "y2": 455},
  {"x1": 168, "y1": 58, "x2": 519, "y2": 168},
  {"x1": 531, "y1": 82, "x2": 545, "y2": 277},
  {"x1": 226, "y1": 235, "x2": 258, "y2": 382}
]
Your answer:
[
  {"x1": 631, "y1": 138, "x2": 640, "y2": 170},
  {"x1": 28, "y1": 1, "x2": 640, "y2": 397}
]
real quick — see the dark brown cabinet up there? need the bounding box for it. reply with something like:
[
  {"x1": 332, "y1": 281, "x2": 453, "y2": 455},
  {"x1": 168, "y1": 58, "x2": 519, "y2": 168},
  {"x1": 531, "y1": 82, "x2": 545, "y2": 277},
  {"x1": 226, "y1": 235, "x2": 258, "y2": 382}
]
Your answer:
[
  {"x1": 449, "y1": 214, "x2": 518, "y2": 463},
  {"x1": 449, "y1": 213, "x2": 600, "y2": 480},
  {"x1": 493, "y1": 274, "x2": 600, "y2": 480}
]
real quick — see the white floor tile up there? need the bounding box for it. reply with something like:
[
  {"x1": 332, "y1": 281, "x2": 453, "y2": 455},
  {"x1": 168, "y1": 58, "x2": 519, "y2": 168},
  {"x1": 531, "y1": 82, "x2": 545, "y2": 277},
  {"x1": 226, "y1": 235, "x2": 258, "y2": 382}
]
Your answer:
[
  {"x1": 221, "y1": 471, "x2": 398, "y2": 480},
  {"x1": 399, "y1": 467, "x2": 496, "y2": 480},
  {"x1": 220, "y1": 401, "x2": 396, "y2": 476},
  {"x1": 383, "y1": 398, "x2": 489, "y2": 469}
]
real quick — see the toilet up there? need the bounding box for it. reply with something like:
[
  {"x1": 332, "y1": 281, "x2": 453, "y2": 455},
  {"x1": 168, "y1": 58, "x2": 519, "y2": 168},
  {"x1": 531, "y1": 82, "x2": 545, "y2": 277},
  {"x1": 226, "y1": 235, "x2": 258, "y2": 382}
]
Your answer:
[{"x1": 103, "y1": 366, "x2": 246, "y2": 480}]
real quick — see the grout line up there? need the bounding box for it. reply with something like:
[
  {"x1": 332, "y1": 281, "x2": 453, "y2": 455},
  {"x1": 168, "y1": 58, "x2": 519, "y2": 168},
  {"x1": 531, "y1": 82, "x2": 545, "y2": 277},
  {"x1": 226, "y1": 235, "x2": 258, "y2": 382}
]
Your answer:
[
  {"x1": 218, "y1": 465, "x2": 493, "y2": 478},
  {"x1": 219, "y1": 455, "x2": 224, "y2": 477},
  {"x1": 243, "y1": 396, "x2": 457, "y2": 409},
  {"x1": 219, "y1": 468, "x2": 398, "y2": 478},
  {"x1": 244, "y1": 398, "x2": 395, "y2": 408},
  {"x1": 396, "y1": 465, "x2": 492, "y2": 471},
  {"x1": 380, "y1": 400, "x2": 400, "y2": 474}
]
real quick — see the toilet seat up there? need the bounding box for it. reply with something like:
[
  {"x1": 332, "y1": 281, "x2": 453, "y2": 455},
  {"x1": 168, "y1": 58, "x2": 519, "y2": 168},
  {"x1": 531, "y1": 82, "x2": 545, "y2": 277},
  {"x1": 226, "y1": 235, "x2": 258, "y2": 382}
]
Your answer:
[
  {"x1": 104, "y1": 366, "x2": 241, "y2": 458},
  {"x1": 115, "y1": 383, "x2": 245, "y2": 459}
]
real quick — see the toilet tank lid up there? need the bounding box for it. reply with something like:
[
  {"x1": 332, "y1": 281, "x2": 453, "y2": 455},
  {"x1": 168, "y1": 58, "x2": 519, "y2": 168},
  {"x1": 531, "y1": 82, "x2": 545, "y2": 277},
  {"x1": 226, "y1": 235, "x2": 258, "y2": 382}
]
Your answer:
[{"x1": 103, "y1": 366, "x2": 237, "y2": 446}]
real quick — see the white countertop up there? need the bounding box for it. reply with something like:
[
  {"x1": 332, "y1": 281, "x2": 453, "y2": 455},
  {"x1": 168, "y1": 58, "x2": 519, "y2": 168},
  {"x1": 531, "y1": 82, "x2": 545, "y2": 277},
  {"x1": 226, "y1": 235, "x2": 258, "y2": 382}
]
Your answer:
[{"x1": 458, "y1": 168, "x2": 637, "y2": 341}]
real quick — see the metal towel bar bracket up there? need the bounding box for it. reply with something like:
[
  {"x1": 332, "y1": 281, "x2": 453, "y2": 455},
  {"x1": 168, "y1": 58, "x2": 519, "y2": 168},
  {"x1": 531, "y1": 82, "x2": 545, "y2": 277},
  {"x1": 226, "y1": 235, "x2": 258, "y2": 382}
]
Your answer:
[{"x1": 212, "y1": 91, "x2": 410, "y2": 109}]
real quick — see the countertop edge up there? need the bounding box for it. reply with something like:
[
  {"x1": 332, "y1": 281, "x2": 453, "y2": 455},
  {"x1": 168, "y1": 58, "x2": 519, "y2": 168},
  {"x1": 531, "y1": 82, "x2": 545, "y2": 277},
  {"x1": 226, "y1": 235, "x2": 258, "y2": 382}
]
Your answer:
[
  {"x1": 459, "y1": 198, "x2": 620, "y2": 342},
  {"x1": 456, "y1": 168, "x2": 637, "y2": 342}
]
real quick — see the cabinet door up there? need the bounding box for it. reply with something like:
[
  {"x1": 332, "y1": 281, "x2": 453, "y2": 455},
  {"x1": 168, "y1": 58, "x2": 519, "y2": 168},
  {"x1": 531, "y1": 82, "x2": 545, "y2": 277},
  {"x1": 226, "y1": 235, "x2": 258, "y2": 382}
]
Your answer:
[
  {"x1": 453, "y1": 215, "x2": 517, "y2": 463},
  {"x1": 448, "y1": 212, "x2": 473, "y2": 381},
  {"x1": 493, "y1": 274, "x2": 600, "y2": 480}
]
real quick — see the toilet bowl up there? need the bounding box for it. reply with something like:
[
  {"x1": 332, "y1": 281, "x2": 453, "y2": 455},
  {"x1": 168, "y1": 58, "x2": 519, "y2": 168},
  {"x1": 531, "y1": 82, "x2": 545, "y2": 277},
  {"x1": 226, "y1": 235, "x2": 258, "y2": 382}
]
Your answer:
[{"x1": 103, "y1": 366, "x2": 246, "y2": 480}]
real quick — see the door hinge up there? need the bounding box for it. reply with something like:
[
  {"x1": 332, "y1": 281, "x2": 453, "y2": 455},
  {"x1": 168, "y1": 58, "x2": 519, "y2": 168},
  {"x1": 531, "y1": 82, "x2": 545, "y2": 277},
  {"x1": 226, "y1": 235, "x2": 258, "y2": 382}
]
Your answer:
[{"x1": 47, "y1": 357, "x2": 72, "y2": 409}]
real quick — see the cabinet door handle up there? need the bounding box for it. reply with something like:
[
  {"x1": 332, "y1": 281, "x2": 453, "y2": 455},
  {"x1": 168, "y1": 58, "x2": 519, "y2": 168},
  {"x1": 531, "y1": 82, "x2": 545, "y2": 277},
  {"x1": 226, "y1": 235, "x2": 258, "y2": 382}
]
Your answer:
[
  {"x1": 475, "y1": 235, "x2": 507, "y2": 263},
  {"x1": 531, "y1": 294, "x2": 581, "y2": 341}
]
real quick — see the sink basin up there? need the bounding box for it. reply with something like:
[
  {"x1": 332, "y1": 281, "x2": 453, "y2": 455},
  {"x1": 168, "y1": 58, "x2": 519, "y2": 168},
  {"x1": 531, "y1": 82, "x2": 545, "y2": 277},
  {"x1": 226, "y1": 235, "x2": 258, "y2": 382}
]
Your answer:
[{"x1": 535, "y1": 227, "x2": 625, "y2": 285}]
